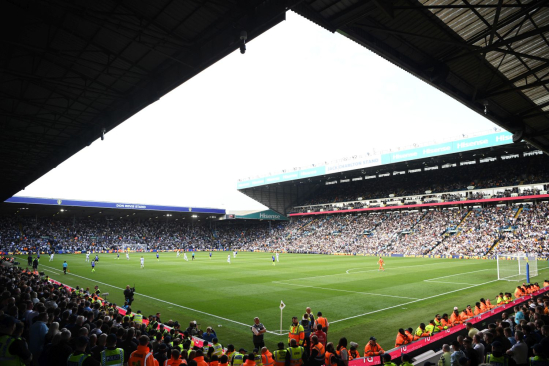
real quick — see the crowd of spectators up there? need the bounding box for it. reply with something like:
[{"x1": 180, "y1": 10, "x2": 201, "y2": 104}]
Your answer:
[
  {"x1": 291, "y1": 154, "x2": 549, "y2": 213},
  {"x1": 1, "y1": 202, "x2": 548, "y2": 258}
]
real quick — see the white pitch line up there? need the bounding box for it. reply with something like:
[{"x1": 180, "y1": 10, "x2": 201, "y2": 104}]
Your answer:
[
  {"x1": 330, "y1": 278, "x2": 500, "y2": 324},
  {"x1": 16, "y1": 259, "x2": 281, "y2": 336},
  {"x1": 424, "y1": 268, "x2": 492, "y2": 281},
  {"x1": 424, "y1": 280, "x2": 478, "y2": 285},
  {"x1": 272, "y1": 281, "x2": 419, "y2": 300}
]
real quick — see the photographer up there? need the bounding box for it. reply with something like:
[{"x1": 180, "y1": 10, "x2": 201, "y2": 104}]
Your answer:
[{"x1": 124, "y1": 285, "x2": 135, "y2": 305}]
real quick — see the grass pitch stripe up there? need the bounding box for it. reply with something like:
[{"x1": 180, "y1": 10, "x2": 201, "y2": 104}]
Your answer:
[{"x1": 22, "y1": 259, "x2": 281, "y2": 336}]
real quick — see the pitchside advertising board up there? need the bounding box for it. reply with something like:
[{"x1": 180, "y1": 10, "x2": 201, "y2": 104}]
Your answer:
[
  {"x1": 236, "y1": 131, "x2": 513, "y2": 189},
  {"x1": 4, "y1": 196, "x2": 226, "y2": 214}
]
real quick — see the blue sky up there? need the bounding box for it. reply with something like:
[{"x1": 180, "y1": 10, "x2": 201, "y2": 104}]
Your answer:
[{"x1": 17, "y1": 12, "x2": 497, "y2": 211}]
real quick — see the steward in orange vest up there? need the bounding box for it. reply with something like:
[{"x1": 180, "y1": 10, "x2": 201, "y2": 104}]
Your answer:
[
  {"x1": 261, "y1": 347, "x2": 274, "y2": 366},
  {"x1": 128, "y1": 335, "x2": 159, "y2": 366},
  {"x1": 395, "y1": 328, "x2": 412, "y2": 347},
  {"x1": 450, "y1": 309, "x2": 464, "y2": 325},
  {"x1": 364, "y1": 337, "x2": 384, "y2": 357},
  {"x1": 165, "y1": 349, "x2": 184, "y2": 366},
  {"x1": 308, "y1": 336, "x2": 325, "y2": 366},
  {"x1": 315, "y1": 312, "x2": 328, "y2": 334}
]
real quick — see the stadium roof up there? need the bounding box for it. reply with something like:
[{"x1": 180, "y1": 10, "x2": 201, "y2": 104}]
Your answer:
[
  {"x1": 239, "y1": 140, "x2": 538, "y2": 214},
  {"x1": 2, "y1": 1, "x2": 549, "y2": 205},
  {"x1": 0, "y1": 0, "x2": 287, "y2": 202},
  {"x1": 1, "y1": 196, "x2": 225, "y2": 220},
  {"x1": 291, "y1": 0, "x2": 549, "y2": 152}
]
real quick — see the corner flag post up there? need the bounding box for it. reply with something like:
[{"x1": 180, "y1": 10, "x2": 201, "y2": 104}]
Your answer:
[{"x1": 280, "y1": 301, "x2": 285, "y2": 334}]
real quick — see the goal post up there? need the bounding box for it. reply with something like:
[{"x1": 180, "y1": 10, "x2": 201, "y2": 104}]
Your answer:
[{"x1": 497, "y1": 253, "x2": 538, "y2": 282}]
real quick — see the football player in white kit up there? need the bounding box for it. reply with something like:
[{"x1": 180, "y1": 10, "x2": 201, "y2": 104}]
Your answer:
[
  {"x1": 184, "y1": 252, "x2": 188, "y2": 261},
  {"x1": 49, "y1": 252, "x2": 54, "y2": 261},
  {"x1": 140, "y1": 256, "x2": 145, "y2": 269},
  {"x1": 176, "y1": 249, "x2": 181, "y2": 257},
  {"x1": 227, "y1": 254, "x2": 231, "y2": 264},
  {"x1": 276, "y1": 252, "x2": 279, "y2": 262},
  {"x1": 86, "y1": 251, "x2": 90, "y2": 262}
]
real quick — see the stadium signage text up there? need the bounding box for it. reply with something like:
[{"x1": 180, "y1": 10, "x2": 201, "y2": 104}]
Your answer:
[{"x1": 237, "y1": 131, "x2": 513, "y2": 189}]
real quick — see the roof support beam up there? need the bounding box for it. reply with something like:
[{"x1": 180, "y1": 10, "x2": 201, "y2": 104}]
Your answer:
[{"x1": 482, "y1": 78, "x2": 549, "y2": 99}]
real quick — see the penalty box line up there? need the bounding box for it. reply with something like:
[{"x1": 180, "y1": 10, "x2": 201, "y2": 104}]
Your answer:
[
  {"x1": 272, "y1": 281, "x2": 419, "y2": 300},
  {"x1": 18, "y1": 259, "x2": 282, "y2": 336},
  {"x1": 330, "y1": 278, "x2": 500, "y2": 324}
]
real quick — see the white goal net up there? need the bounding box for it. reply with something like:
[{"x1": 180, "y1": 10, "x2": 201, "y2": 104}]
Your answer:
[{"x1": 497, "y1": 253, "x2": 538, "y2": 281}]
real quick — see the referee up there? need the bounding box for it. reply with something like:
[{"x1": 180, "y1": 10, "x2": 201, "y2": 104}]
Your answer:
[{"x1": 251, "y1": 317, "x2": 266, "y2": 349}]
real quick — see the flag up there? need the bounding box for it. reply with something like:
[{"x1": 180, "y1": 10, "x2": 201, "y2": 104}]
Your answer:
[{"x1": 280, "y1": 300, "x2": 286, "y2": 310}]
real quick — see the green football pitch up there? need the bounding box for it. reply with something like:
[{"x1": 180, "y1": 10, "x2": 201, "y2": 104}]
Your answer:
[{"x1": 18, "y1": 253, "x2": 547, "y2": 352}]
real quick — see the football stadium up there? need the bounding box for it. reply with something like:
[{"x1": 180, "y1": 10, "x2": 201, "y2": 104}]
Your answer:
[{"x1": 1, "y1": 2, "x2": 549, "y2": 366}]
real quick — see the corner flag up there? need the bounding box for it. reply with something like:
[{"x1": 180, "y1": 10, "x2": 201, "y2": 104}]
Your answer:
[{"x1": 280, "y1": 300, "x2": 286, "y2": 310}]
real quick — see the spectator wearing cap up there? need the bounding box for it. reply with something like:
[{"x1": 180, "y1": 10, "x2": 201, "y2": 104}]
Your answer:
[
  {"x1": 530, "y1": 344, "x2": 548, "y2": 366},
  {"x1": 486, "y1": 341, "x2": 509, "y2": 366},
  {"x1": 67, "y1": 336, "x2": 100, "y2": 366},
  {"x1": 0, "y1": 314, "x2": 32, "y2": 366},
  {"x1": 100, "y1": 333, "x2": 124, "y2": 366},
  {"x1": 506, "y1": 331, "x2": 528, "y2": 366},
  {"x1": 364, "y1": 337, "x2": 384, "y2": 357}
]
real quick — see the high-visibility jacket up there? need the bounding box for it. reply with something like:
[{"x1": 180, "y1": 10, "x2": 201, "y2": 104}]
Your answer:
[
  {"x1": 288, "y1": 346, "x2": 305, "y2": 366},
  {"x1": 232, "y1": 353, "x2": 244, "y2": 366},
  {"x1": 242, "y1": 360, "x2": 255, "y2": 366},
  {"x1": 100, "y1": 348, "x2": 124, "y2": 366},
  {"x1": 261, "y1": 350, "x2": 274, "y2": 366},
  {"x1": 474, "y1": 307, "x2": 482, "y2": 316},
  {"x1": 486, "y1": 354, "x2": 508, "y2": 366},
  {"x1": 530, "y1": 356, "x2": 549, "y2": 366},
  {"x1": 0, "y1": 335, "x2": 25, "y2": 366},
  {"x1": 288, "y1": 325, "x2": 305, "y2": 346},
  {"x1": 67, "y1": 352, "x2": 91, "y2": 366},
  {"x1": 480, "y1": 303, "x2": 488, "y2": 312},
  {"x1": 325, "y1": 352, "x2": 337, "y2": 366},
  {"x1": 515, "y1": 289, "x2": 522, "y2": 298},
  {"x1": 486, "y1": 299, "x2": 496, "y2": 309},
  {"x1": 134, "y1": 314, "x2": 143, "y2": 325},
  {"x1": 128, "y1": 345, "x2": 158, "y2": 366},
  {"x1": 364, "y1": 343, "x2": 384, "y2": 357},
  {"x1": 406, "y1": 330, "x2": 417, "y2": 341},
  {"x1": 272, "y1": 349, "x2": 289, "y2": 366},
  {"x1": 312, "y1": 343, "x2": 325, "y2": 363},
  {"x1": 465, "y1": 309, "x2": 473, "y2": 318},
  {"x1": 503, "y1": 295, "x2": 511, "y2": 303},
  {"x1": 395, "y1": 332, "x2": 412, "y2": 347},
  {"x1": 415, "y1": 327, "x2": 429, "y2": 338},
  {"x1": 441, "y1": 319, "x2": 451, "y2": 328},
  {"x1": 349, "y1": 349, "x2": 359, "y2": 360},
  {"x1": 164, "y1": 358, "x2": 184, "y2": 366},
  {"x1": 450, "y1": 313, "x2": 463, "y2": 325},
  {"x1": 434, "y1": 319, "x2": 446, "y2": 331},
  {"x1": 425, "y1": 324, "x2": 437, "y2": 334},
  {"x1": 213, "y1": 343, "x2": 224, "y2": 356},
  {"x1": 497, "y1": 296, "x2": 504, "y2": 305},
  {"x1": 254, "y1": 354, "x2": 263, "y2": 366},
  {"x1": 315, "y1": 317, "x2": 328, "y2": 331},
  {"x1": 195, "y1": 356, "x2": 208, "y2": 366}
]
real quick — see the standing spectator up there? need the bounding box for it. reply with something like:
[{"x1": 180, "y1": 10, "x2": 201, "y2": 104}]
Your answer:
[
  {"x1": 251, "y1": 317, "x2": 266, "y2": 350},
  {"x1": 506, "y1": 331, "x2": 528, "y2": 366},
  {"x1": 32, "y1": 258, "x2": 38, "y2": 272},
  {"x1": 301, "y1": 315, "x2": 312, "y2": 350},
  {"x1": 439, "y1": 344, "x2": 452, "y2": 366},
  {"x1": 450, "y1": 341, "x2": 465, "y2": 366},
  {"x1": 472, "y1": 335, "x2": 485, "y2": 362},
  {"x1": 310, "y1": 324, "x2": 326, "y2": 350},
  {"x1": 336, "y1": 338, "x2": 349, "y2": 366},
  {"x1": 462, "y1": 338, "x2": 479, "y2": 366},
  {"x1": 29, "y1": 312, "x2": 48, "y2": 362},
  {"x1": 315, "y1": 312, "x2": 329, "y2": 335}
]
